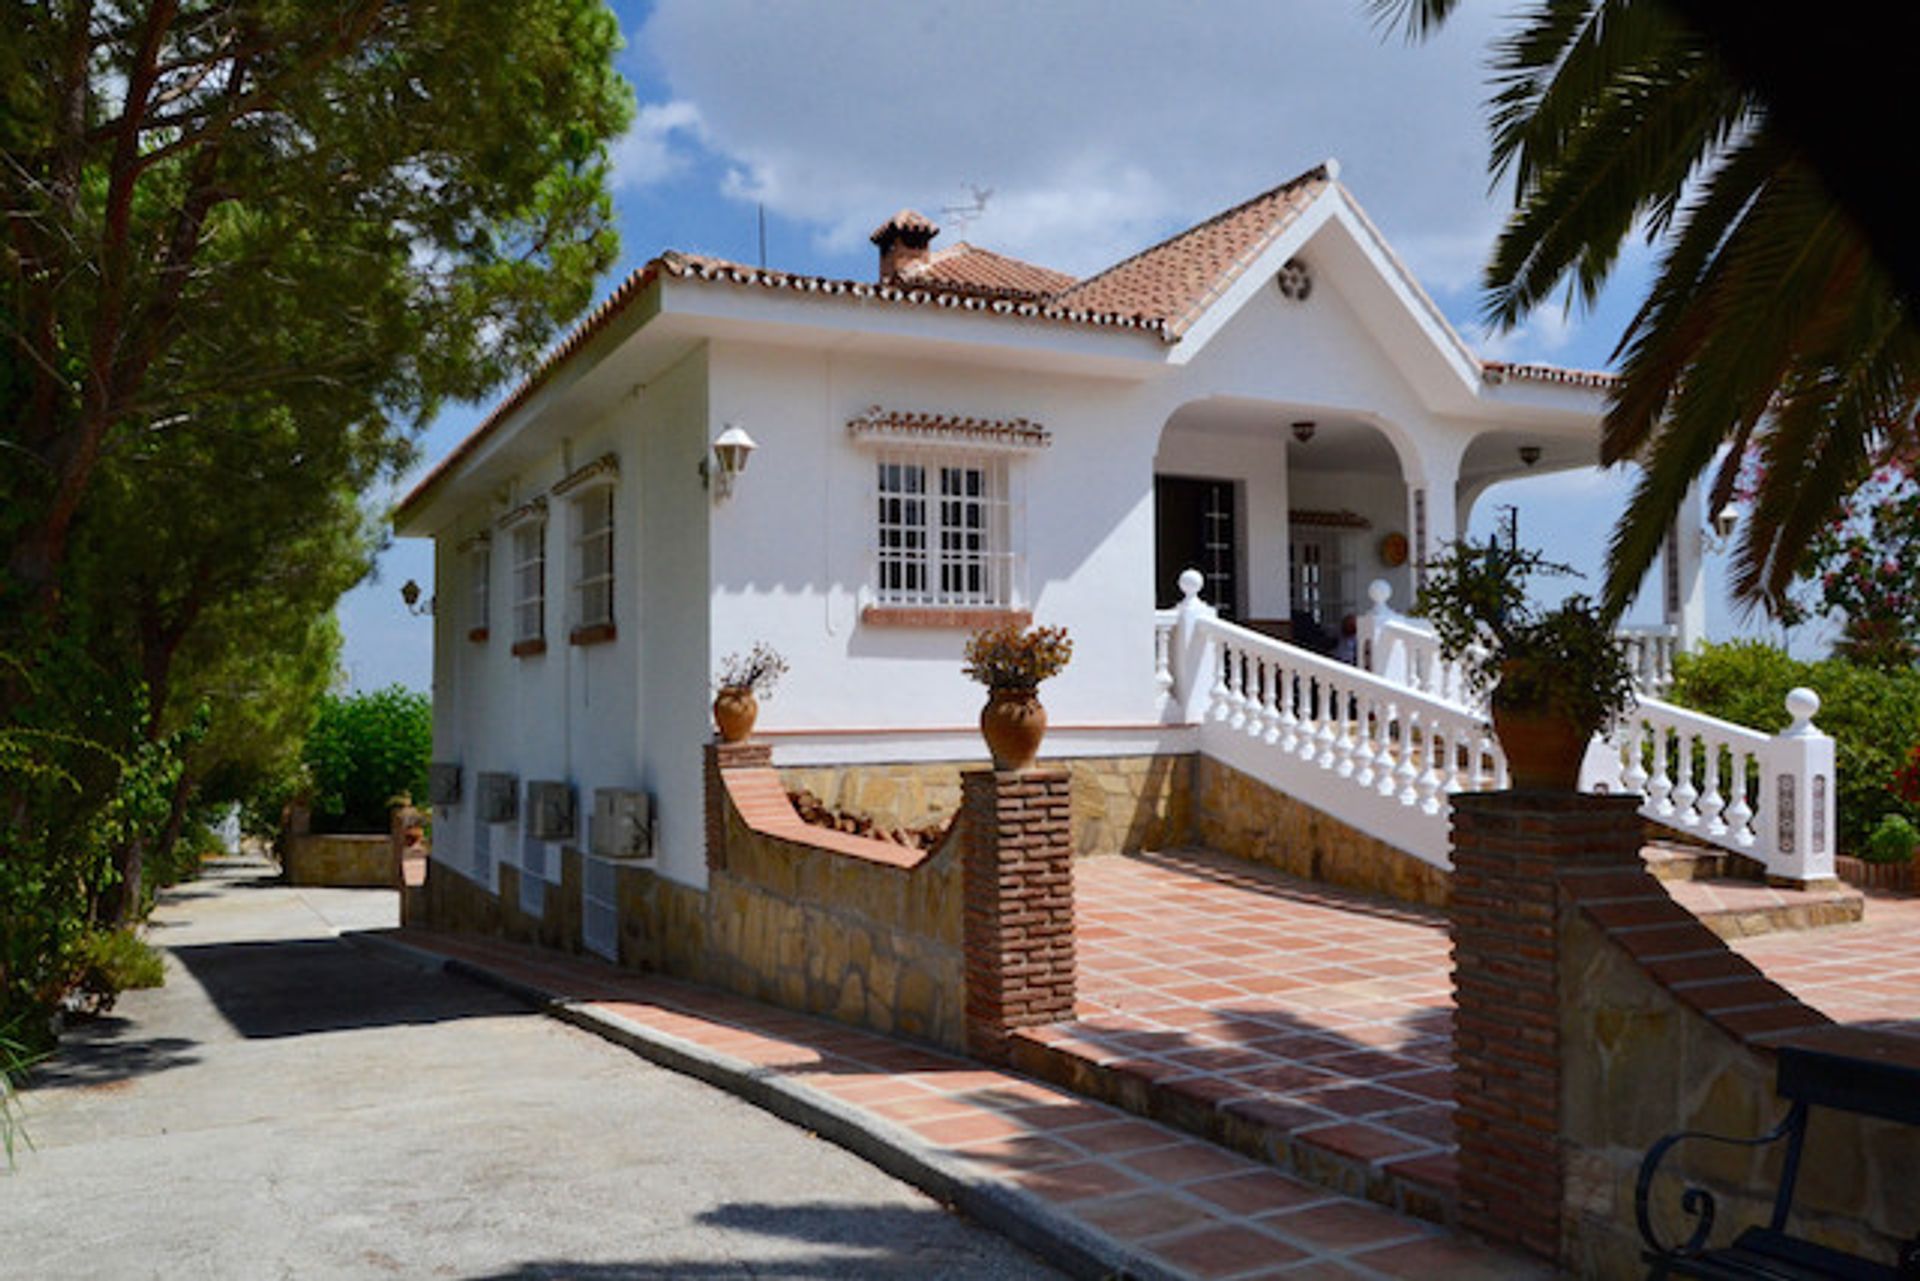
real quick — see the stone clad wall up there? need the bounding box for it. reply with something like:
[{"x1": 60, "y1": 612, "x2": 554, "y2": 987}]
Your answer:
[
  {"x1": 1196, "y1": 756, "x2": 1449, "y2": 906},
  {"x1": 700, "y1": 764, "x2": 964, "y2": 1046},
  {"x1": 778, "y1": 753, "x2": 1191, "y2": 858},
  {"x1": 285, "y1": 834, "x2": 397, "y2": 888}
]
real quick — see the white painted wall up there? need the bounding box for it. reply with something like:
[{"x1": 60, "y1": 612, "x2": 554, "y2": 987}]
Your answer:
[
  {"x1": 427, "y1": 348, "x2": 712, "y2": 889},
  {"x1": 705, "y1": 342, "x2": 1164, "y2": 736}
]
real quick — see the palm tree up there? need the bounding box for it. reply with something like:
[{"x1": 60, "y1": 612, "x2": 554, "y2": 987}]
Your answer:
[{"x1": 1376, "y1": 0, "x2": 1920, "y2": 618}]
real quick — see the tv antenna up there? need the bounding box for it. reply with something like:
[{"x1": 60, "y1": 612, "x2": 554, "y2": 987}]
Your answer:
[{"x1": 940, "y1": 184, "x2": 993, "y2": 232}]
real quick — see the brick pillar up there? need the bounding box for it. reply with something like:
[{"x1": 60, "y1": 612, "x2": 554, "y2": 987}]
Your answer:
[
  {"x1": 1449, "y1": 791, "x2": 1642, "y2": 1263},
  {"x1": 961, "y1": 769, "x2": 1076, "y2": 1062},
  {"x1": 705, "y1": 740, "x2": 772, "y2": 872}
]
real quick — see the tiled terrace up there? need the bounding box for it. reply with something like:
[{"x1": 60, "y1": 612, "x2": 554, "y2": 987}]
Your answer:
[{"x1": 1026, "y1": 848, "x2": 1920, "y2": 1218}]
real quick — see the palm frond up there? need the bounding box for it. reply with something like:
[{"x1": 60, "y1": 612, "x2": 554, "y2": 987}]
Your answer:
[
  {"x1": 1365, "y1": 0, "x2": 1467, "y2": 42},
  {"x1": 1483, "y1": 46, "x2": 1749, "y2": 328}
]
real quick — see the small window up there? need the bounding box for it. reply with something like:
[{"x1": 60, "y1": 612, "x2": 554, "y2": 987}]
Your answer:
[
  {"x1": 468, "y1": 543, "x2": 491, "y2": 641},
  {"x1": 511, "y1": 518, "x2": 546, "y2": 655},
  {"x1": 874, "y1": 451, "x2": 1013, "y2": 608},
  {"x1": 571, "y1": 486, "x2": 615, "y2": 643}
]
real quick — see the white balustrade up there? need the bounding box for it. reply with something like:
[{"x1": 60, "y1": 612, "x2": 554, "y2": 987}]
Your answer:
[
  {"x1": 1168, "y1": 572, "x2": 1500, "y2": 870},
  {"x1": 1171, "y1": 572, "x2": 1837, "y2": 884}
]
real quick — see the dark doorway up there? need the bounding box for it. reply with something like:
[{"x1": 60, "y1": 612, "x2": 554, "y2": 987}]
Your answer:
[{"x1": 1155, "y1": 475, "x2": 1238, "y2": 617}]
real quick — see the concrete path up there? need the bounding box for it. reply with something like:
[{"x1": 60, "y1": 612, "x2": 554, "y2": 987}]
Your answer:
[{"x1": 0, "y1": 859, "x2": 1058, "y2": 1280}]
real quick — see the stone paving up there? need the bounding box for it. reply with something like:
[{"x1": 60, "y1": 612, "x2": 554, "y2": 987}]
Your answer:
[{"x1": 386, "y1": 925, "x2": 1546, "y2": 1280}]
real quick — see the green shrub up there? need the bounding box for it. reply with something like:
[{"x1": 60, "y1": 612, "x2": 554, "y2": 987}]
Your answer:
[
  {"x1": 303, "y1": 686, "x2": 431, "y2": 833},
  {"x1": 1, "y1": 1016, "x2": 45, "y2": 1169},
  {"x1": 1669, "y1": 642, "x2": 1920, "y2": 855},
  {"x1": 72, "y1": 929, "x2": 166, "y2": 1014},
  {"x1": 1864, "y1": 815, "x2": 1918, "y2": 865}
]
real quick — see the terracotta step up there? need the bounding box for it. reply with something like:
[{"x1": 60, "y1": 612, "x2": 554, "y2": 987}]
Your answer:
[
  {"x1": 1662, "y1": 875, "x2": 1865, "y2": 939},
  {"x1": 1006, "y1": 1026, "x2": 1459, "y2": 1229}
]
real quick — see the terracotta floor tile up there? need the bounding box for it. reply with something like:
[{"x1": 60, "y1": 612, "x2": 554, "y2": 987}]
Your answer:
[
  {"x1": 1347, "y1": 1231, "x2": 1555, "y2": 1278},
  {"x1": 908, "y1": 1110, "x2": 1033, "y2": 1146},
  {"x1": 1071, "y1": 1190, "x2": 1223, "y2": 1242},
  {"x1": 1184, "y1": 1169, "x2": 1334, "y2": 1217},
  {"x1": 1013, "y1": 1159, "x2": 1149, "y2": 1204},
  {"x1": 951, "y1": 1132, "x2": 1084, "y2": 1173},
  {"x1": 1260, "y1": 1198, "x2": 1432, "y2": 1251},
  {"x1": 1148, "y1": 1223, "x2": 1307, "y2": 1278},
  {"x1": 1119, "y1": 1141, "x2": 1253, "y2": 1185},
  {"x1": 1060, "y1": 1119, "x2": 1191, "y2": 1156}
]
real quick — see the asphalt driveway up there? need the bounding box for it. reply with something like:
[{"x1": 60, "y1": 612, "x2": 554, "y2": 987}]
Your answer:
[{"x1": 0, "y1": 858, "x2": 1058, "y2": 1280}]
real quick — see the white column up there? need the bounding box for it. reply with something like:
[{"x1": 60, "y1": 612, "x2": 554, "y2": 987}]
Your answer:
[
  {"x1": 1171, "y1": 567, "x2": 1220, "y2": 725},
  {"x1": 1665, "y1": 480, "x2": 1710, "y2": 651},
  {"x1": 1761, "y1": 688, "x2": 1838, "y2": 886}
]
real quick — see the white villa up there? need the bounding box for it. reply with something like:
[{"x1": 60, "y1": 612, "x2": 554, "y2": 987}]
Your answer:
[{"x1": 395, "y1": 161, "x2": 1832, "y2": 947}]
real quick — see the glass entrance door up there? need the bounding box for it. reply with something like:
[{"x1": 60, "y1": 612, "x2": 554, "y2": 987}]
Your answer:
[{"x1": 1155, "y1": 476, "x2": 1238, "y2": 618}]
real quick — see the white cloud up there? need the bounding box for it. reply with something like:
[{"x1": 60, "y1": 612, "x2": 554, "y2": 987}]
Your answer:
[
  {"x1": 610, "y1": 98, "x2": 706, "y2": 190},
  {"x1": 636, "y1": 1, "x2": 1516, "y2": 275}
]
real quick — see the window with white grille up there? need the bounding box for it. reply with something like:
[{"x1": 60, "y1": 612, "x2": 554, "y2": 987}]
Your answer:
[
  {"x1": 874, "y1": 451, "x2": 1014, "y2": 607},
  {"x1": 571, "y1": 486, "x2": 614, "y2": 631},
  {"x1": 512, "y1": 518, "x2": 545, "y2": 646},
  {"x1": 468, "y1": 543, "x2": 491, "y2": 637}
]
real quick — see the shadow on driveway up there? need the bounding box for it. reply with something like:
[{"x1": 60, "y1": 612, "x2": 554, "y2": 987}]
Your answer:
[{"x1": 169, "y1": 938, "x2": 530, "y2": 1040}]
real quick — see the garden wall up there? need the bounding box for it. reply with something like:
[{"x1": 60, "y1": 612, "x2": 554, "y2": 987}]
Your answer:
[
  {"x1": 777, "y1": 753, "x2": 1191, "y2": 858},
  {"x1": 1449, "y1": 792, "x2": 1916, "y2": 1275}
]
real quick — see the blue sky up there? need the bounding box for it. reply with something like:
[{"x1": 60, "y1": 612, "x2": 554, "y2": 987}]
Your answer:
[{"x1": 337, "y1": 0, "x2": 1806, "y2": 693}]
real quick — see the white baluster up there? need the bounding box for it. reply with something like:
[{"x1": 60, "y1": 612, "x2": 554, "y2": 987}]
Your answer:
[
  {"x1": 1154, "y1": 624, "x2": 1173, "y2": 695},
  {"x1": 1258, "y1": 657, "x2": 1282, "y2": 744},
  {"x1": 1396, "y1": 711, "x2": 1422, "y2": 805},
  {"x1": 1352, "y1": 695, "x2": 1378, "y2": 788},
  {"x1": 1647, "y1": 727, "x2": 1674, "y2": 816},
  {"x1": 1621, "y1": 720, "x2": 1650, "y2": 797},
  {"x1": 1670, "y1": 731, "x2": 1700, "y2": 826},
  {"x1": 1418, "y1": 743, "x2": 1445, "y2": 813},
  {"x1": 1298, "y1": 676, "x2": 1321, "y2": 763},
  {"x1": 1316, "y1": 680, "x2": 1340, "y2": 770},
  {"x1": 1277, "y1": 664, "x2": 1300, "y2": 752},
  {"x1": 1700, "y1": 738, "x2": 1727, "y2": 837},
  {"x1": 1724, "y1": 751, "x2": 1755, "y2": 847},
  {"x1": 1249, "y1": 655, "x2": 1271, "y2": 739},
  {"x1": 1440, "y1": 722, "x2": 1466, "y2": 794},
  {"x1": 1208, "y1": 637, "x2": 1231, "y2": 721},
  {"x1": 1376, "y1": 703, "x2": 1401, "y2": 797},
  {"x1": 1334, "y1": 684, "x2": 1358, "y2": 779}
]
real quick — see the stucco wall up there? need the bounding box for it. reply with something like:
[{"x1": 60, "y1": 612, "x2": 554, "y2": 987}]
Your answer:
[{"x1": 426, "y1": 347, "x2": 711, "y2": 890}]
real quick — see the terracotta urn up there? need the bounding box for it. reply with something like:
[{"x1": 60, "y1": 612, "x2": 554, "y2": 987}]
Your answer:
[
  {"x1": 1490, "y1": 699, "x2": 1589, "y2": 791},
  {"x1": 713, "y1": 687, "x2": 759, "y2": 743},
  {"x1": 980, "y1": 686, "x2": 1047, "y2": 771}
]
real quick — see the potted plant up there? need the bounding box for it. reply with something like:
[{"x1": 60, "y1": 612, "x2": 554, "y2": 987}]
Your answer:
[
  {"x1": 1414, "y1": 536, "x2": 1636, "y2": 789},
  {"x1": 963, "y1": 622, "x2": 1073, "y2": 771},
  {"x1": 713, "y1": 642, "x2": 789, "y2": 743}
]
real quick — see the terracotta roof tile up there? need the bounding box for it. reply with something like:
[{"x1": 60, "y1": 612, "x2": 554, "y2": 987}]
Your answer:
[
  {"x1": 1480, "y1": 360, "x2": 1619, "y2": 390},
  {"x1": 900, "y1": 243, "x2": 1077, "y2": 296},
  {"x1": 1051, "y1": 165, "x2": 1331, "y2": 337}
]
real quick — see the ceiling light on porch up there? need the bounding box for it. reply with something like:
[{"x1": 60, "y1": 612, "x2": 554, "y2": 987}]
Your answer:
[
  {"x1": 1518, "y1": 444, "x2": 1542, "y2": 467},
  {"x1": 1291, "y1": 420, "x2": 1317, "y2": 444}
]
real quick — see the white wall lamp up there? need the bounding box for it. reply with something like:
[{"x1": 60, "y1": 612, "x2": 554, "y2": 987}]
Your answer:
[
  {"x1": 1706, "y1": 501, "x2": 1743, "y2": 550},
  {"x1": 400, "y1": 579, "x2": 434, "y2": 617},
  {"x1": 700, "y1": 423, "x2": 758, "y2": 502}
]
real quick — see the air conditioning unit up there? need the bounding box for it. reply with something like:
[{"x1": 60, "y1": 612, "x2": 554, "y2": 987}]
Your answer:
[
  {"x1": 477, "y1": 771, "x2": 518, "y2": 823},
  {"x1": 591, "y1": 788, "x2": 652, "y2": 859},
  {"x1": 427, "y1": 762, "x2": 462, "y2": 807},
  {"x1": 526, "y1": 780, "x2": 576, "y2": 840}
]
